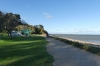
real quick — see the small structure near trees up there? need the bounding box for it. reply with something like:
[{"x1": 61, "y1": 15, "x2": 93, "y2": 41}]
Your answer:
[
  {"x1": 21, "y1": 29, "x2": 31, "y2": 36},
  {"x1": 11, "y1": 31, "x2": 22, "y2": 37}
]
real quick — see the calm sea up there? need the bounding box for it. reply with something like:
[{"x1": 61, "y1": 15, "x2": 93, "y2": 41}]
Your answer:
[{"x1": 51, "y1": 34, "x2": 100, "y2": 44}]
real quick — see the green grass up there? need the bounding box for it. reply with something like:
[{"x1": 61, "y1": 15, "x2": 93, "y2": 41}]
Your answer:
[{"x1": 0, "y1": 36, "x2": 54, "y2": 66}]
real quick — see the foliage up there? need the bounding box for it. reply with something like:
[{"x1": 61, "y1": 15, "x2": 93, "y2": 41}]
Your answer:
[
  {"x1": 0, "y1": 11, "x2": 48, "y2": 35},
  {"x1": 16, "y1": 24, "x2": 46, "y2": 34},
  {"x1": 0, "y1": 11, "x2": 22, "y2": 34}
]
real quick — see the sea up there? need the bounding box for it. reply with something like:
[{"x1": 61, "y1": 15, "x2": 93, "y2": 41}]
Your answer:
[{"x1": 51, "y1": 34, "x2": 100, "y2": 44}]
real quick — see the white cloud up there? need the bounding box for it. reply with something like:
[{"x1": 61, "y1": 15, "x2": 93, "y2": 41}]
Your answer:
[{"x1": 43, "y1": 12, "x2": 52, "y2": 19}]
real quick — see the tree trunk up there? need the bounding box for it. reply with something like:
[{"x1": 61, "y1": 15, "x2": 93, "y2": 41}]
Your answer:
[{"x1": 7, "y1": 30, "x2": 12, "y2": 39}]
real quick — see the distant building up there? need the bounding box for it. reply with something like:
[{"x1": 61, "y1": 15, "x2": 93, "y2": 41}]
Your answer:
[
  {"x1": 21, "y1": 29, "x2": 31, "y2": 36},
  {"x1": 11, "y1": 31, "x2": 22, "y2": 37}
]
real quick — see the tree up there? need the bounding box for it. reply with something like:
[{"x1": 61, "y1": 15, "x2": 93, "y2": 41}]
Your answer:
[
  {"x1": 3, "y1": 13, "x2": 21, "y2": 36},
  {"x1": 39, "y1": 24, "x2": 44, "y2": 34},
  {"x1": 43, "y1": 30, "x2": 49, "y2": 37},
  {"x1": 0, "y1": 11, "x2": 48, "y2": 36},
  {"x1": 0, "y1": 11, "x2": 5, "y2": 32}
]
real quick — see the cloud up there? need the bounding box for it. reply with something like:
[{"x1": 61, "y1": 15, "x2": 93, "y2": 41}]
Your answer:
[
  {"x1": 43, "y1": 12, "x2": 52, "y2": 19},
  {"x1": 70, "y1": 28, "x2": 100, "y2": 34}
]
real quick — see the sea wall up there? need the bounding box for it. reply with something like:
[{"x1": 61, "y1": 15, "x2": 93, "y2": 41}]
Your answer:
[
  {"x1": 50, "y1": 35, "x2": 100, "y2": 48},
  {"x1": 49, "y1": 35, "x2": 100, "y2": 55}
]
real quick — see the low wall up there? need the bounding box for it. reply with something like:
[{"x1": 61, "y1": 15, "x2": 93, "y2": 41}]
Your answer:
[
  {"x1": 50, "y1": 35, "x2": 100, "y2": 55},
  {"x1": 50, "y1": 35, "x2": 100, "y2": 48},
  {"x1": 60, "y1": 37, "x2": 100, "y2": 48}
]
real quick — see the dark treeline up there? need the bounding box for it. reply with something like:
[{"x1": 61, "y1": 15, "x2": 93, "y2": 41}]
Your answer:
[{"x1": 0, "y1": 11, "x2": 48, "y2": 35}]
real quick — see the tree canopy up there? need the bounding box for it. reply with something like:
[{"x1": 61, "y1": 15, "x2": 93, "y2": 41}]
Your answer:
[{"x1": 0, "y1": 11, "x2": 48, "y2": 35}]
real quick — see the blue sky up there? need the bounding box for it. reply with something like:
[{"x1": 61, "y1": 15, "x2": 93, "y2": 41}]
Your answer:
[{"x1": 0, "y1": 0, "x2": 100, "y2": 34}]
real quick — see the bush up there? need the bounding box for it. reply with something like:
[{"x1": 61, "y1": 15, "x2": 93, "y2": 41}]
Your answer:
[
  {"x1": 87, "y1": 46, "x2": 100, "y2": 54},
  {"x1": 82, "y1": 45, "x2": 89, "y2": 50}
]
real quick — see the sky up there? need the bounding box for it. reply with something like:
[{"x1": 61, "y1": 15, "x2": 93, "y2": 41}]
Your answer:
[{"x1": 0, "y1": 0, "x2": 100, "y2": 34}]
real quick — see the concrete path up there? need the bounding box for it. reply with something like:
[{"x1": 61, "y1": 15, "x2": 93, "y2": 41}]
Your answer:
[{"x1": 45, "y1": 37, "x2": 100, "y2": 66}]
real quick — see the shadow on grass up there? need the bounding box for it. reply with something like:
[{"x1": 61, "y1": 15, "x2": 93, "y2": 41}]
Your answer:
[
  {"x1": 1, "y1": 36, "x2": 43, "y2": 41},
  {"x1": 1, "y1": 36, "x2": 45, "y2": 42},
  {"x1": 0, "y1": 36, "x2": 53, "y2": 66}
]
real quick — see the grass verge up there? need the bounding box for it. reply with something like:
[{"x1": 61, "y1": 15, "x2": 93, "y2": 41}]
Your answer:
[
  {"x1": 50, "y1": 36, "x2": 100, "y2": 56},
  {"x1": 0, "y1": 36, "x2": 54, "y2": 66}
]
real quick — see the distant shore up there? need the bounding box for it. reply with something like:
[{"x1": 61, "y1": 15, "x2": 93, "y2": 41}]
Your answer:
[{"x1": 50, "y1": 34, "x2": 100, "y2": 44}]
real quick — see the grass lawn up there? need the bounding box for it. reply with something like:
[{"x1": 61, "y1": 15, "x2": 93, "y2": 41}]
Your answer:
[{"x1": 0, "y1": 35, "x2": 54, "y2": 66}]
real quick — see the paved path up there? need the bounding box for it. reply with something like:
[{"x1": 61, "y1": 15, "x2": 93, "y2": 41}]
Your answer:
[{"x1": 45, "y1": 37, "x2": 100, "y2": 66}]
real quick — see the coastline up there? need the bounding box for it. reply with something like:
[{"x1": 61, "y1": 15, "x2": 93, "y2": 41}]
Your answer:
[
  {"x1": 50, "y1": 35, "x2": 100, "y2": 48},
  {"x1": 50, "y1": 34, "x2": 100, "y2": 44},
  {"x1": 49, "y1": 35, "x2": 100, "y2": 56}
]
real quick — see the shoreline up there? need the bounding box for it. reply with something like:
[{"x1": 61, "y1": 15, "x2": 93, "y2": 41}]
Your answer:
[
  {"x1": 49, "y1": 35, "x2": 100, "y2": 56},
  {"x1": 50, "y1": 35, "x2": 100, "y2": 48}
]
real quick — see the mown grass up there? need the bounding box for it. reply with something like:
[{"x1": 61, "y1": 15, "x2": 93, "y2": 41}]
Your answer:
[
  {"x1": 0, "y1": 35, "x2": 54, "y2": 66},
  {"x1": 50, "y1": 36, "x2": 100, "y2": 56}
]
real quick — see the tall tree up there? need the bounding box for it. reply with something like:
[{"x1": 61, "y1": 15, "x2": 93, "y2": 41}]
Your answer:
[
  {"x1": 0, "y1": 11, "x2": 5, "y2": 32},
  {"x1": 3, "y1": 13, "x2": 21, "y2": 35}
]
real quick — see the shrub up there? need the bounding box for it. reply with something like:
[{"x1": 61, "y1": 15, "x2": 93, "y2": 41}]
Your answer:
[
  {"x1": 82, "y1": 45, "x2": 89, "y2": 50},
  {"x1": 87, "y1": 46, "x2": 100, "y2": 54}
]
